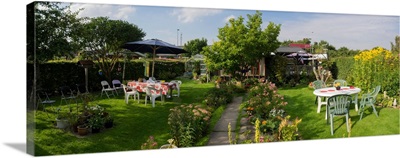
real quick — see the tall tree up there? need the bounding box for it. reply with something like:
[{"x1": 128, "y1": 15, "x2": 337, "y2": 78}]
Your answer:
[
  {"x1": 29, "y1": 2, "x2": 83, "y2": 62},
  {"x1": 391, "y1": 35, "x2": 400, "y2": 54},
  {"x1": 183, "y1": 38, "x2": 208, "y2": 57},
  {"x1": 81, "y1": 17, "x2": 145, "y2": 82},
  {"x1": 202, "y1": 11, "x2": 281, "y2": 80}
]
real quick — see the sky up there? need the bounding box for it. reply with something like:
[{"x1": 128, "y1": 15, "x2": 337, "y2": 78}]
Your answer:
[
  {"x1": 0, "y1": 0, "x2": 399, "y2": 158},
  {"x1": 66, "y1": 1, "x2": 400, "y2": 51}
]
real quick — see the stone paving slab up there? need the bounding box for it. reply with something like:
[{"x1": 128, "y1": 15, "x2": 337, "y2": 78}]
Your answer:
[
  {"x1": 207, "y1": 131, "x2": 235, "y2": 146},
  {"x1": 207, "y1": 97, "x2": 242, "y2": 145}
]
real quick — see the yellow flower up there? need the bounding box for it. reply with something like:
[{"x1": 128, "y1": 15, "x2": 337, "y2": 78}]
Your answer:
[{"x1": 262, "y1": 120, "x2": 267, "y2": 125}]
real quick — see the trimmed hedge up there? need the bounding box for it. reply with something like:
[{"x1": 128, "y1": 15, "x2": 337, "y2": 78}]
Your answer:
[
  {"x1": 331, "y1": 57, "x2": 354, "y2": 83},
  {"x1": 27, "y1": 60, "x2": 185, "y2": 95}
]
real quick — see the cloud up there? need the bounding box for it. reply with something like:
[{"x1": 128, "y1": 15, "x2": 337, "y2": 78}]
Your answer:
[
  {"x1": 69, "y1": 3, "x2": 136, "y2": 20},
  {"x1": 172, "y1": 8, "x2": 222, "y2": 23},
  {"x1": 278, "y1": 14, "x2": 397, "y2": 50},
  {"x1": 224, "y1": 15, "x2": 236, "y2": 23}
]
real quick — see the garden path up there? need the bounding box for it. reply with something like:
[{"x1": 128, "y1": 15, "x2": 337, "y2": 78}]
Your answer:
[{"x1": 207, "y1": 96, "x2": 246, "y2": 146}]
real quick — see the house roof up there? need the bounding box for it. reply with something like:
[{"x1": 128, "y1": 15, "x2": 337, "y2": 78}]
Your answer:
[
  {"x1": 276, "y1": 46, "x2": 307, "y2": 55},
  {"x1": 289, "y1": 43, "x2": 311, "y2": 49}
]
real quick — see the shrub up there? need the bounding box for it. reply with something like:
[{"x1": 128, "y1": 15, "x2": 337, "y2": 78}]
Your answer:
[
  {"x1": 203, "y1": 85, "x2": 234, "y2": 108},
  {"x1": 168, "y1": 104, "x2": 211, "y2": 147},
  {"x1": 331, "y1": 57, "x2": 354, "y2": 83},
  {"x1": 243, "y1": 81, "x2": 288, "y2": 119},
  {"x1": 352, "y1": 47, "x2": 399, "y2": 96},
  {"x1": 277, "y1": 116, "x2": 302, "y2": 141},
  {"x1": 242, "y1": 78, "x2": 259, "y2": 89}
]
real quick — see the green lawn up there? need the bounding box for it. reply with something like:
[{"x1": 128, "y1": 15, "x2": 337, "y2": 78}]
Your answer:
[
  {"x1": 278, "y1": 85, "x2": 400, "y2": 139},
  {"x1": 32, "y1": 78, "x2": 215, "y2": 156},
  {"x1": 31, "y1": 80, "x2": 400, "y2": 156}
]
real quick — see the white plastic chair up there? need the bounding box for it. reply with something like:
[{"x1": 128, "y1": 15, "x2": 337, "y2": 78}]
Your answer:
[
  {"x1": 122, "y1": 84, "x2": 140, "y2": 104},
  {"x1": 144, "y1": 83, "x2": 163, "y2": 108},
  {"x1": 170, "y1": 80, "x2": 182, "y2": 97},
  {"x1": 112, "y1": 79, "x2": 124, "y2": 95},
  {"x1": 101, "y1": 81, "x2": 115, "y2": 98}
]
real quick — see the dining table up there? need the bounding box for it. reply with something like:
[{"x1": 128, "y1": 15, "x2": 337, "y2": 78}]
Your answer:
[
  {"x1": 127, "y1": 81, "x2": 176, "y2": 97},
  {"x1": 313, "y1": 86, "x2": 361, "y2": 120}
]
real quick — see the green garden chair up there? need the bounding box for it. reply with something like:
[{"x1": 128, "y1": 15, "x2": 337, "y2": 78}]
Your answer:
[
  {"x1": 313, "y1": 80, "x2": 326, "y2": 104},
  {"x1": 327, "y1": 94, "x2": 352, "y2": 135},
  {"x1": 358, "y1": 85, "x2": 380, "y2": 120},
  {"x1": 333, "y1": 79, "x2": 347, "y2": 87}
]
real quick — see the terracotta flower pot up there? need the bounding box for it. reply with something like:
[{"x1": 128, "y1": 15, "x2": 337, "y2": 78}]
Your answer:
[{"x1": 77, "y1": 125, "x2": 88, "y2": 136}]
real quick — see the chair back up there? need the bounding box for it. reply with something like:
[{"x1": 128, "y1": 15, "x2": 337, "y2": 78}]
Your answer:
[
  {"x1": 122, "y1": 84, "x2": 127, "y2": 94},
  {"x1": 328, "y1": 94, "x2": 352, "y2": 115},
  {"x1": 37, "y1": 90, "x2": 51, "y2": 101},
  {"x1": 370, "y1": 85, "x2": 381, "y2": 104},
  {"x1": 112, "y1": 80, "x2": 122, "y2": 88},
  {"x1": 333, "y1": 79, "x2": 347, "y2": 87},
  {"x1": 60, "y1": 86, "x2": 73, "y2": 97},
  {"x1": 312, "y1": 80, "x2": 325, "y2": 89},
  {"x1": 101, "y1": 81, "x2": 111, "y2": 89}
]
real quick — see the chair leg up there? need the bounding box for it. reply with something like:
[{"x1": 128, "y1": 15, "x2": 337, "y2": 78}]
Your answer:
[
  {"x1": 136, "y1": 93, "x2": 140, "y2": 103},
  {"x1": 330, "y1": 114, "x2": 334, "y2": 135},
  {"x1": 152, "y1": 97, "x2": 156, "y2": 108},
  {"x1": 359, "y1": 110, "x2": 364, "y2": 120},
  {"x1": 346, "y1": 114, "x2": 350, "y2": 133},
  {"x1": 145, "y1": 96, "x2": 148, "y2": 106},
  {"x1": 359, "y1": 103, "x2": 365, "y2": 120},
  {"x1": 105, "y1": 91, "x2": 110, "y2": 98},
  {"x1": 125, "y1": 94, "x2": 129, "y2": 104},
  {"x1": 371, "y1": 104, "x2": 378, "y2": 117}
]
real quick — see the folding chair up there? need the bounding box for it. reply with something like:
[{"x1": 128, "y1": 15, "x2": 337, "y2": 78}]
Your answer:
[
  {"x1": 37, "y1": 90, "x2": 56, "y2": 114},
  {"x1": 59, "y1": 86, "x2": 78, "y2": 108},
  {"x1": 112, "y1": 79, "x2": 124, "y2": 95},
  {"x1": 101, "y1": 81, "x2": 115, "y2": 98}
]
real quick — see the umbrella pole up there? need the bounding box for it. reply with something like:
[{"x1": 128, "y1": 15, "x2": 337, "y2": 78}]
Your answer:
[
  {"x1": 122, "y1": 54, "x2": 126, "y2": 81},
  {"x1": 152, "y1": 51, "x2": 155, "y2": 77}
]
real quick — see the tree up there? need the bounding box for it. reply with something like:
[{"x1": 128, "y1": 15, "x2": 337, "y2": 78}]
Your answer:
[
  {"x1": 29, "y1": 2, "x2": 83, "y2": 63},
  {"x1": 391, "y1": 35, "x2": 400, "y2": 54},
  {"x1": 81, "y1": 17, "x2": 145, "y2": 82},
  {"x1": 183, "y1": 38, "x2": 208, "y2": 57},
  {"x1": 27, "y1": 2, "x2": 83, "y2": 109},
  {"x1": 202, "y1": 11, "x2": 281, "y2": 80}
]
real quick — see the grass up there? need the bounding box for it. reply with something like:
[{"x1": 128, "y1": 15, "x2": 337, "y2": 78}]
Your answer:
[
  {"x1": 32, "y1": 78, "x2": 215, "y2": 156},
  {"x1": 32, "y1": 80, "x2": 400, "y2": 156},
  {"x1": 278, "y1": 85, "x2": 400, "y2": 139}
]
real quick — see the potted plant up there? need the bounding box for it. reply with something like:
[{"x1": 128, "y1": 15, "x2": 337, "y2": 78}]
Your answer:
[
  {"x1": 55, "y1": 109, "x2": 69, "y2": 129},
  {"x1": 77, "y1": 124, "x2": 89, "y2": 136},
  {"x1": 334, "y1": 82, "x2": 341, "y2": 90},
  {"x1": 88, "y1": 114, "x2": 104, "y2": 133},
  {"x1": 68, "y1": 114, "x2": 79, "y2": 133},
  {"x1": 104, "y1": 115, "x2": 114, "y2": 128}
]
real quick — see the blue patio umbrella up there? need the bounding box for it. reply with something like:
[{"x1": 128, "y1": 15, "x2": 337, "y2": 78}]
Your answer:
[{"x1": 122, "y1": 39, "x2": 187, "y2": 77}]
